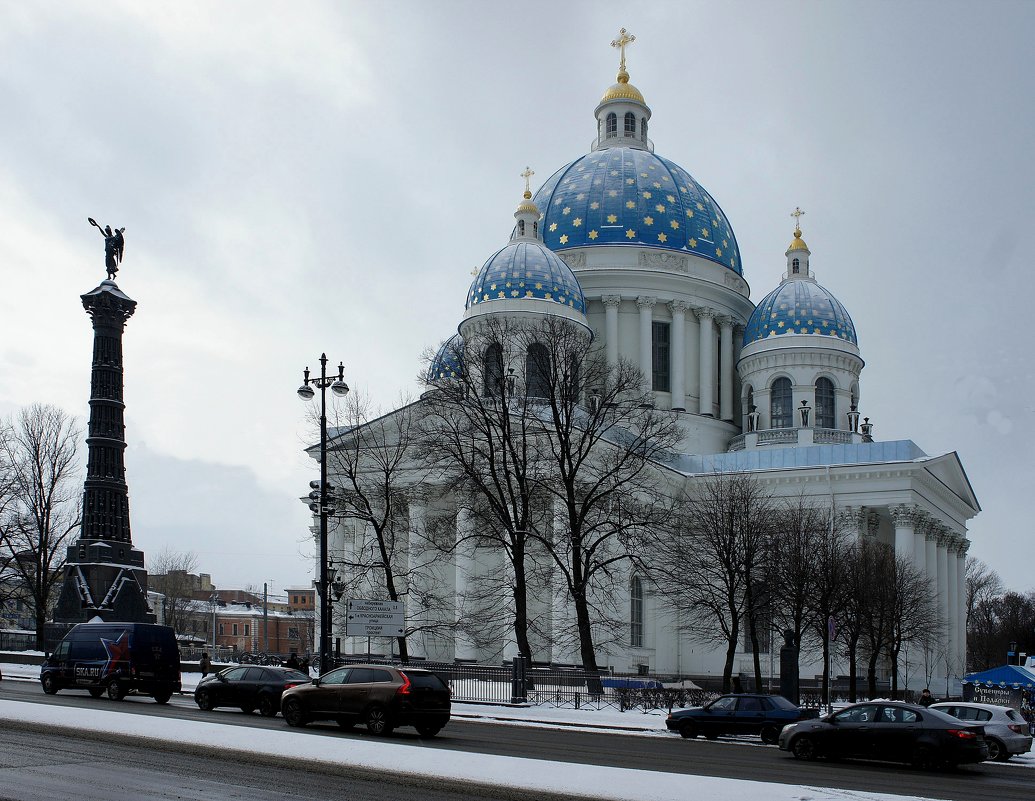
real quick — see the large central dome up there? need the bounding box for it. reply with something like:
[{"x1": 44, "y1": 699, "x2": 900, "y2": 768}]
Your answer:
[{"x1": 534, "y1": 148, "x2": 742, "y2": 275}]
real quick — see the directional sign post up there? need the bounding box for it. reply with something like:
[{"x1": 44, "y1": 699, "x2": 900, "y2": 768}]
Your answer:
[{"x1": 345, "y1": 599, "x2": 405, "y2": 637}]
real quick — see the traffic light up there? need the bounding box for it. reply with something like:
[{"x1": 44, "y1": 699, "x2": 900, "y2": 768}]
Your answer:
[{"x1": 307, "y1": 480, "x2": 336, "y2": 515}]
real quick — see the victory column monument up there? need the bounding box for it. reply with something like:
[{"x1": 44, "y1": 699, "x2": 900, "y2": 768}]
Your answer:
[{"x1": 50, "y1": 220, "x2": 155, "y2": 639}]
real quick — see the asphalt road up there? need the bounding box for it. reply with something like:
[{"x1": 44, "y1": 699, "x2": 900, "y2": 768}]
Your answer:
[{"x1": 2, "y1": 679, "x2": 1032, "y2": 801}]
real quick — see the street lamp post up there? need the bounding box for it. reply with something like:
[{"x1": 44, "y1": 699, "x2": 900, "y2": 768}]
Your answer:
[{"x1": 298, "y1": 353, "x2": 349, "y2": 672}]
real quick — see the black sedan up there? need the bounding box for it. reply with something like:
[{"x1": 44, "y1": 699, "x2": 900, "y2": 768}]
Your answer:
[
  {"x1": 779, "y1": 701, "x2": 989, "y2": 769},
  {"x1": 666, "y1": 694, "x2": 819, "y2": 744},
  {"x1": 195, "y1": 665, "x2": 311, "y2": 717}
]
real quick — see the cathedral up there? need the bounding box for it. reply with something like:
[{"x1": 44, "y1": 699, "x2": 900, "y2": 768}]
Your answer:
[{"x1": 317, "y1": 32, "x2": 979, "y2": 694}]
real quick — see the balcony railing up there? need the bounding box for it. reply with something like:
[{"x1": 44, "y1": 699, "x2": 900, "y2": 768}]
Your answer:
[{"x1": 728, "y1": 427, "x2": 856, "y2": 452}]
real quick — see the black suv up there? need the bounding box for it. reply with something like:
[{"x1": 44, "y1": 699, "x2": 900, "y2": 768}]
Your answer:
[{"x1": 281, "y1": 664, "x2": 451, "y2": 737}]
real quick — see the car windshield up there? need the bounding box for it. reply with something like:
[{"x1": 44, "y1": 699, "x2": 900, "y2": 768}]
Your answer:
[
  {"x1": 767, "y1": 696, "x2": 798, "y2": 710},
  {"x1": 708, "y1": 697, "x2": 736, "y2": 711},
  {"x1": 280, "y1": 670, "x2": 310, "y2": 682}
]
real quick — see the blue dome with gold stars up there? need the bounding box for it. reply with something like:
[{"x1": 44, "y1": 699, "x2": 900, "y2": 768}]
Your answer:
[
  {"x1": 466, "y1": 241, "x2": 586, "y2": 314},
  {"x1": 743, "y1": 279, "x2": 857, "y2": 346},
  {"x1": 428, "y1": 333, "x2": 463, "y2": 383},
  {"x1": 534, "y1": 147, "x2": 742, "y2": 274}
]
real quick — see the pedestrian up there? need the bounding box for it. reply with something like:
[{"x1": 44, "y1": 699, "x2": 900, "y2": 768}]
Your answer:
[
  {"x1": 199, "y1": 652, "x2": 211, "y2": 678},
  {"x1": 917, "y1": 688, "x2": 935, "y2": 707},
  {"x1": 285, "y1": 653, "x2": 299, "y2": 670},
  {"x1": 732, "y1": 676, "x2": 743, "y2": 694}
]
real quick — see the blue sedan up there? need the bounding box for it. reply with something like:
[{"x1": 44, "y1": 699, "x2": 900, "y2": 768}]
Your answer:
[{"x1": 666, "y1": 694, "x2": 819, "y2": 744}]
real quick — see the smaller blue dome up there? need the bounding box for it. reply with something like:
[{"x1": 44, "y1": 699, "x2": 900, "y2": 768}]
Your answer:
[
  {"x1": 466, "y1": 241, "x2": 586, "y2": 314},
  {"x1": 744, "y1": 279, "x2": 858, "y2": 346},
  {"x1": 428, "y1": 333, "x2": 463, "y2": 382}
]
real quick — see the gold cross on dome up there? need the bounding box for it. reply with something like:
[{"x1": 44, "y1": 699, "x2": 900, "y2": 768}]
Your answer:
[
  {"x1": 520, "y1": 166, "x2": 535, "y2": 195},
  {"x1": 611, "y1": 28, "x2": 636, "y2": 71},
  {"x1": 790, "y1": 206, "x2": 805, "y2": 231}
]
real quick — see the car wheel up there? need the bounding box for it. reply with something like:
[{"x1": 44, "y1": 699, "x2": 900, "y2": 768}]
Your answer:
[
  {"x1": 987, "y1": 738, "x2": 1009, "y2": 762},
  {"x1": 282, "y1": 698, "x2": 306, "y2": 727},
  {"x1": 88, "y1": 688, "x2": 104, "y2": 699},
  {"x1": 336, "y1": 717, "x2": 356, "y2": 730},
  {"x1": 195, "y1": 689, "x2": 214, "y2": 711},
  {"x1": 258, "y1": 695, "x2": 278, "y2": 718},
  {"x1": 365, "y1": 705, "x2": 394, "y2": 736},
  {"x1": 416, "y1": 723, "x2": 442, "y2": 738},
  {"x1": 678, "y1": 723, "x2": 698, "y2": 739},
  {"x1": 911, "y1": 745, "x2": 938, "y2": 770},
  {"x1": 153, "y1": 690, "x2": 172, "y2": 705},
  {"x1": 41, "y1": 674, "x2": 58, "y2": 695},
  {"x1": 759, "y1": 725, "x2": 780, "y2": 745},
  {"x1": 106, "y1": 680, "x2": 126, "y2": 701},
  {"x1": 791, "y1": 735, "x2": 818, "y2": 761}
]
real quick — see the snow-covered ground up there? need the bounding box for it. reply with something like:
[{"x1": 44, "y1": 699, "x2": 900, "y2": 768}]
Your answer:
[{"x1": 3, "y1": 660, "x2": 1032, "y2": 801}]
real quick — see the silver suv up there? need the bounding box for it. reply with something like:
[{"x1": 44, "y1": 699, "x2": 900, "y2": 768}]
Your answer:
[{"x1": 931, "y1": 702, "x2": 1033, "y2": 761}]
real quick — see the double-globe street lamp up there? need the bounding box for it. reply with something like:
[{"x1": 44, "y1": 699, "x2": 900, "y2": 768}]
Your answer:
[{"x1": 297, "y1": 353, "x2": 349, "y2": 671}]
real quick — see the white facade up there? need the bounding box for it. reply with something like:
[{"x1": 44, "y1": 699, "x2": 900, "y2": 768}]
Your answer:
[{"x1": 312, "y1": 44, "x2": 980, "y2": 696}]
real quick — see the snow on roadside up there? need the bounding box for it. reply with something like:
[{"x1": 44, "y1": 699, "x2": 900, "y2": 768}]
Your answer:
[{"x1": 0, "y1": 699, "x2": 939, "y2": 801}]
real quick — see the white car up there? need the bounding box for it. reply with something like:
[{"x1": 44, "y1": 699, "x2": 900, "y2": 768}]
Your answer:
[{"x1": 930, "y1": 701, "x2": 1032, "y2": 761}]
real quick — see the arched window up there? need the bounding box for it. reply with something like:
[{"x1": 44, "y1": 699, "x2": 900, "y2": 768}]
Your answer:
[
  {"x1": 792, "y1": 258, "x2": 800, "y2": 274},
  {"x1": 641, "y1": 117, "x2": 648, "y2": 142},
  {"x1": 518, "y1": 220, "x2": 525, "y2": 236},
  {"x1": 630, "y1": 576, "x2": 644, "y2": 648},
  {"x1": 624, "y1": 112, "x2": 636, "y2": 137},
  {"x1": 483, "y1": 343, "x2": 503, "y2": 398},
  {"x1": 770, "y1": 377, "x2": 792, "y2": 428},
  {"x1": 533, "y1": 221, "x2": 538, "y2": 237},
  {"x1": 525, "y1": 343, "x2": 550, "y2": 398},
  {"x1": 606, "y1": 113, "x2": 617, "y2": 137},
  {"x1": 815, "y1": 377, "x2": 835, "y2": 428}
]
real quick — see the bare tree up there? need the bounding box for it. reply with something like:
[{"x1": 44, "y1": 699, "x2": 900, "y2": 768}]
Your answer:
[
  {"x1": 805, "y1": 512, "x2": 853, "y2": 705},
  {"x1": 0, "y1": 405, "x2": 82, "y2": 648},
  {"x1": 520, "y1": 317, "x2": 681, "y2": 675},
  {"x1": 148, "y1": 548, "x2": 200, "y2": 633},
  {"x1": 965, "y1": 556, "x2": 1003, "y2": 672},
  {"x1": 769, "y1": 496, "x2": 834, "y2": 691},
  {"x1": 887, "y1": 552, "x2": 939, "y2": 698},
  {"x1": 325, "y1": 392, "x2": 449, "y2": 662},
  {"x1": 655, "y1": 472, "x2": 776, "y2": 693},
  {"x1": 419, "y1": 317, "x2": 553, "y2": 666}
]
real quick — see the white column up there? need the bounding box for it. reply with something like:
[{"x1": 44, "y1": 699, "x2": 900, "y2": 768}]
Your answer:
[
  {"x1": 946, "y1": 534, "x2": 959, "y2": 680},
  {"x1": 603, "y1": 295, "x2": 621, "y2": 370},
  {"x1": 924, "y1": 529, "x2": 939, "y2": 592},
  {"x1": 669, "y1": 301, "x2": 687, "y2": 411},
  {"x1": 637, "y1": 296, "x2": 656, "y2": 395},
  {"x1": 697, "y1": 308, "x2": 715, "y2": 416},
  {"x1": 718, "y1": 316, "x2": 734, "y2": 421},
  {"x1": 551, "y1": 497, "x2": 573, "y2": 664},
  {"x1": 454, "y1": 503, "x2": 477, "y2": 661},
  {"x1": 407, "y1": 497, "x2": 430, "y2": 660},
  {"x1": 911, "y1": 511, "x2": 929, "y2": 570},
  {"x1": 936, "y1": 530, "x2": 951, "y2": 693},
  {"x1": 956, "y1": 540, "x2": 969, "y2": 676},
  {"x1": 890, "y1": 505, "x2": 916, "y2": 566}
]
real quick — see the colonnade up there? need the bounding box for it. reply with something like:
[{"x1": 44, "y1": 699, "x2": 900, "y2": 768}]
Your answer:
[
  {"x1": 602, "y1": 295, "x2": 740, "y2": 417},
  {"x1": 841, "y1": 504, "x2": 969, "y2": 687}
]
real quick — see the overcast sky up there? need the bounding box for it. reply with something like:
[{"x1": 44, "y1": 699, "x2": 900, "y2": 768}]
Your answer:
[{"x1": 0, "y1": 1, "x2": 1032, "y2": 595}]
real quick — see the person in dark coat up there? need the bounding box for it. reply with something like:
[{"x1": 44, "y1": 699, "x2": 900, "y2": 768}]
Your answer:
[
  {"x1": 199, "y1": 652, "x2": 211, "y2": 678},
  {"x1": 285, "y1": 653, "x2": 300, "y2": 670},
  {"x1": 917, "y1": 688, "x2": 935, "y2": 707}
]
